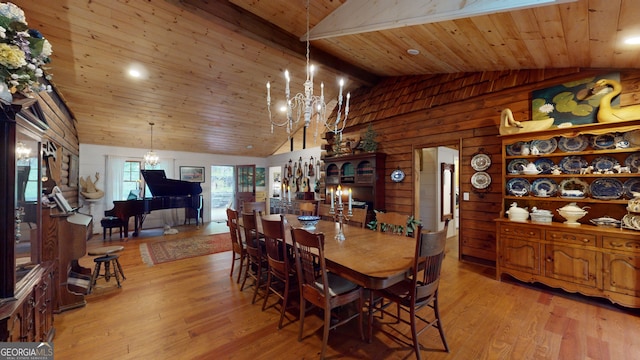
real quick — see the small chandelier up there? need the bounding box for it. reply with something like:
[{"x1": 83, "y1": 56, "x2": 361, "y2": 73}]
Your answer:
[
  {"x1": 16, "y1": 141, "x2": 31, "y2": 161},
  {"x1": 266, "y1": 0, "x2": 350, "y2": 143},
  {"x1": 144, "y1": 122, "x2": 159, "y2": 167}
]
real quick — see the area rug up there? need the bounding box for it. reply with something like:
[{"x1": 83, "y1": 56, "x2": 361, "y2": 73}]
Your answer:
[{"x1": 140, "y1": 233, "x2": 232, "y2": 266}]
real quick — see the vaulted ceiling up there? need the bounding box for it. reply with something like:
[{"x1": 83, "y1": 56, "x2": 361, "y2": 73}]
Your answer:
[{"x1": 14, "y1": 0, "x2": 640, "y2": 157}]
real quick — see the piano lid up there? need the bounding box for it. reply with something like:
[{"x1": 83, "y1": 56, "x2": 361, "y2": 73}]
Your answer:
[{"x1": 141, "y1": 170, "x2": 202, "y2": 197}]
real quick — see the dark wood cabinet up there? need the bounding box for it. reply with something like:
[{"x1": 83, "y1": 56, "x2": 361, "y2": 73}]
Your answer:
[
  {"x1": 0, "y1": 100, "x2": 56, "y2": 342},
  {"x1": 323, "y1": 152, "x2": 386, "y2": 219}
]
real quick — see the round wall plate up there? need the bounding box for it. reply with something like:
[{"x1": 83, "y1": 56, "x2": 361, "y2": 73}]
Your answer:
[{"x1": 391, "y1": 168, "x2": 405, "y2": 182}]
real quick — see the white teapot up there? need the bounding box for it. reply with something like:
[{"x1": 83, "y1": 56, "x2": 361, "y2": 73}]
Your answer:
[{"x1": 520, "y1": 162, "x2": 541, "y2": 175}]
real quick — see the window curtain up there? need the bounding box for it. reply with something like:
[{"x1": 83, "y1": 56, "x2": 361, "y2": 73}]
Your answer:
[{"x1": 105, "y1": 155, "x2": 126, "y2": 203}]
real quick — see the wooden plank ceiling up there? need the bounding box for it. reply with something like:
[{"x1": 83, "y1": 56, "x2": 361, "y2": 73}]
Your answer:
[{"x1": 13, "y1": 0, "x2": 640, "y2": 157}]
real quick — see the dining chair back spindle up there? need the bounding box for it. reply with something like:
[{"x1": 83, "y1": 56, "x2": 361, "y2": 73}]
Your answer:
[
  {"x1": 372, "y1": 222, "x2": 450, "y2": 359},
  {"x1": 347, "y1": 205, "x2": 369, "y2": 228},
  {"x1": 242, "y1": 201, "x2": 267, "y2": 214},
  {"x1": 240, "y1": 210, "x2": 267, "y2": 304},
  {"x1": 375, "y1": 211, "x2": 410, "y2": 236},
  {"x1": 318, "y1": 203, "x2": 333, "y2": 221},
  {"x1": 261, "y1": 214, "x2": 297, "y2": 328},
  {"x1": 226, "y1": 208, "x2": 246, "y2": 283},
  {"x1": 298, "y1": 202, "x2": 317, "y2": 216},
  {"x1": 291, "y1": 228, "x2": 365, "y2": 359}
]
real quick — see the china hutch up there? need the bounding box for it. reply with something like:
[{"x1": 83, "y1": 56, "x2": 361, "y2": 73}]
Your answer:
[
  {"x1": 0, "y1": 99, "x2": 55, "y2": 341},
  {"x1": 324, "y1": 152, "x2": 386, "y2": 221},
  {"x1": 496, "y1": 119, "x2": 640, "y2": 308}
]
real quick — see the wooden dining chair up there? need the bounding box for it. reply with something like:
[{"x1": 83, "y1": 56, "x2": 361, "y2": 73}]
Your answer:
[
  {"x1": 291, "y1": 227, "x2": 365, "y2": 360},
  {"x1": 318, "y1": 203, "x2": 333, "y2": 221},
  {"x1": 347, "y1": 204, "x2": 369, "y2": 228},
  {"x1": 371, "y1": 223, "x2": 450, "y2": 360},
  {"x1": 226, "y1": 208, "x2": 246, "y2": 283},
  {"x1": 240, "y1": 210, "x2": 267, "y2": 304},
  {"x1": 375, "y1": 211, "x2": 410, "y2": 236},
  {"x1": 298, "y1": 201, "x2": 317, "y2": 216},
  {"x1": 242, "y1": 201, "x2": 267, "y2": 214},
  {"x1": 261, "y1": 214, "x2": 297, "y2": 328}
]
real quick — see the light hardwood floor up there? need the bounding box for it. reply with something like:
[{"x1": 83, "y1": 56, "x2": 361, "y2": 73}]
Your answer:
[{"x1": 52, "y1": 223, "x2": 640, "y2": 359}]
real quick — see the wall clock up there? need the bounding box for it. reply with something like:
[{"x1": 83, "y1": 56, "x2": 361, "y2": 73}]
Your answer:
[{"x1": 391, "y1": 168, "x2": 405, "y2": 182}]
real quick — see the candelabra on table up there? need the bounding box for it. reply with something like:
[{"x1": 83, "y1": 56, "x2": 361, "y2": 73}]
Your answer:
[{"x1": 329, "y1": 185, "x2": 352, "y2": 241}]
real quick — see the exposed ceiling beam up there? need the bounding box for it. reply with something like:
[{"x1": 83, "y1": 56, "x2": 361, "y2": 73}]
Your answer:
[
  {"x1": 175, "y1": 0, "x2": 379, "y2": 86},
  {"x1": 307, "y1": 0, "x2": 578, "y2": 40}
]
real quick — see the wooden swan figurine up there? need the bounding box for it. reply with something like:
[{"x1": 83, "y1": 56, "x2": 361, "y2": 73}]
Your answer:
[
  {"x1": 499, "y1": 108, "x2": 554, "y2": 135},
  {"x1": 593, "y1": 79, "x2": 640, "y2": 123}
]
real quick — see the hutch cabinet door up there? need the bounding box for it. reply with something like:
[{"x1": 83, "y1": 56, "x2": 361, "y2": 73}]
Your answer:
[
  {"x1": 543, "y1": 245, "x2": 600, "y2": 288},
  {"x1": 499, "y1": 237, "x2": 541, "y2": 275},
  {"x1": 603, "y1": 253, "x2": 640, "y2": 297}
]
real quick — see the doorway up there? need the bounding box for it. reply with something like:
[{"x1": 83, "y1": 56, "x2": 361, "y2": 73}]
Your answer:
[
  {"x1": 210, "y1": 165, "x2": 234, "y2": 222},
  {"x1": 416, "y1": 146, "x2": 459, "y2": 238}
]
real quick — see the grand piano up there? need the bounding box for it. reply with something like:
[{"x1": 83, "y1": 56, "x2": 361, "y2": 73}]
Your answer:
[{"x1": 105, "y1": 170, "x2": 203, "y2": 237}]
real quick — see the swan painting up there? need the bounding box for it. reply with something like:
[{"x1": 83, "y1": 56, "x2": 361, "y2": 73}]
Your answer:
[
  {"x1": 499, "y1": 108, "x2": 554, "y2": 135},
  {"x1": 592, "y1": 79, "x2": 640, "y2": 123}
]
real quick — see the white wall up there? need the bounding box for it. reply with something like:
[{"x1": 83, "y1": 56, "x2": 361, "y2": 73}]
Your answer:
[{"x1": 79, "y1": 144, "x2": 266, "y2": 233}]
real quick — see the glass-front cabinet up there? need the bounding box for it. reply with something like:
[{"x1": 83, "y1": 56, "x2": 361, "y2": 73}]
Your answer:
[
  {"x1": 323, "y1": 152, "x2": 386, "y2": 222},
  {"x1": 1, "y1": 101, "x2": 55, "y2": 342},
  {"x1": 15, "y1": 130, "x2": 42, "y2": 283}
]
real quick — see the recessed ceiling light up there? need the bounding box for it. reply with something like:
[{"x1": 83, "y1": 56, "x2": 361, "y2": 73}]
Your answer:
[
  {"x1": 624, "y1": 36, "x2": 640, "y2": 45},
  {"x1": 127, "y1": 63, "x2": 148, "y2": 79},
  {"x1": 407, "y1": 49, "x2": 420, "y2": 55},
  {"x1": 246, "y1": 145, "x2": 253, "y2": 149}
]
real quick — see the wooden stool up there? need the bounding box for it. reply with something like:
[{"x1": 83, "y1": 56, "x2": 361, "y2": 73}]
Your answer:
[
  {"x1": 101, "y1": 216, "x2": 125, "y2": 240},
  {"x1": 89, "y1": 246, "x2": 126, "y2": 290}
]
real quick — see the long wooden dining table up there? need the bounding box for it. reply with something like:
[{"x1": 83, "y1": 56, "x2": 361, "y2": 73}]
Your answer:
[{"x1": 250, "y1": 213, "x2": 416, "y2": 290}]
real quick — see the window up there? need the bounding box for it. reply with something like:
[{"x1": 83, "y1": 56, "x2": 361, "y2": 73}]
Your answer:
[{"x1": 123, "y1": 161, "x2": 141, "y2": 199}]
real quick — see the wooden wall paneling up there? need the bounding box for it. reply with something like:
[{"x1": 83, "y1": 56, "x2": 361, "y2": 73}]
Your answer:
[{"x1": 344, "y1": 69, "x2": 640, "y2": 265}]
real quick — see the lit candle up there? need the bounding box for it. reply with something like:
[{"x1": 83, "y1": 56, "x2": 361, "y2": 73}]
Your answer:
[
  {"x1": 330, "y1": 188, "x2": 334, "y2": 209},
  {"x1": 320, "y1": 82, "x2": 324, "y2": 101},
  {"x1": 288, "y1": 185, "x2": 291, "y2": 201},
  {"x1": 266, "y1": 82, "x2": 271, "y2": 105},
  {"x1": 348, "y1": 188, "x2": 352, "y2": 212},
  {"x1": 285, "y1": 70, "x2": 290, "y2": 99},
  {"x1": 337, "y1": 185, "x2": 342, "y2": 205},
  {"x1": 345, "y1": 92, "x2": 350, "y2": 117}
]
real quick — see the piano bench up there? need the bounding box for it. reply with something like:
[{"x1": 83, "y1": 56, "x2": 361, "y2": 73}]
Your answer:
[{"x1": 101, "y1": 216, "x2": 125, "y2": 240}]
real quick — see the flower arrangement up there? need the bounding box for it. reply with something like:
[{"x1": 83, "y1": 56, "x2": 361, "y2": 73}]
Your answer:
[{"x1": 0, "y1": 2, "x2": 52, "y2": 104}]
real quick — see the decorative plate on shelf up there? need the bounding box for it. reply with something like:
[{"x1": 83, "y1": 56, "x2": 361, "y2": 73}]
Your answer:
[
  {"x1": 591, "y1": 133, "x2": 617, "y2": 150},
  {"x1": 506, "y1": 141, "x2": 527, "y2": 156},
  {"x1": 590, "y1": 178, "x2": 624, "y2": 200},
  {"x1": 471, "y1": 153, "x2": 491, "y2": 171},
  {"x1": 591, "y1": 156, "x2": 619, "y2": 172},
  {"x1": 623, "y1": 178, "x2": 640, "y2": 199},
  {"x1": 625, "y1": 152, "x2": 640, "y2": 172},
  {"x1": 534, "y1": 158, "x2": 555, "y2": 174},
  {"x1": 390, "y1": 168, "x2": 405, "y2": 183},
  {"x1": 471, "y1": 172, "x2": 491, "y2": 189},
  {"x1": 559, "y1": 156, "x2": 588, "y2": 174},
  {"x1": 506, "y1": 158, "x2": 528, "y2": 174},
  {"x1": 557, "y1": 135, "x2": 588, "y2": 152},
  {"x1": 506, "y1": 178, "x2": 530, "y2": 196},
  {"x1": 530, "y1": 138, "x2": 557, "y2": 154},
  {"x1": 531, "y1": 178, "x2": 558, "y2": 197},
  {"x1": 559, "y1": 178, "x2": 589, "y2": 199}
]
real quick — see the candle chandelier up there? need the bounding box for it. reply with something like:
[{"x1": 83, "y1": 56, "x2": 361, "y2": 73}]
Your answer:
[
  {"x1": 266, "y1": 0, "x2": 350, "y2": 143},
  {"x1": 144, "y1": 122, "x2": 159, "y2": 167}
]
